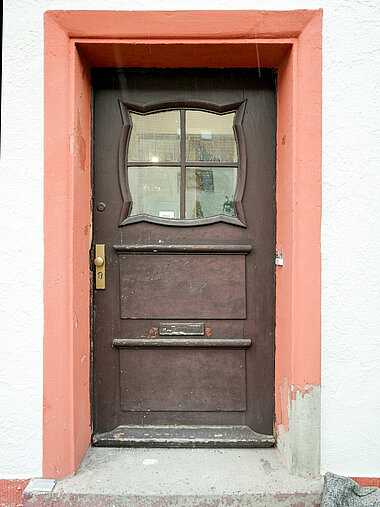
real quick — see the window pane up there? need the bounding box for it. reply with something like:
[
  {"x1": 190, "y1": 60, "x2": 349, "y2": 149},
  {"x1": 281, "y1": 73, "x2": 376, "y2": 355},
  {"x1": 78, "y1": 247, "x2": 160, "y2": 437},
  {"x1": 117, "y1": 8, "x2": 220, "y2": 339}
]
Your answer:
[
  {"x1": 128, "y1": 111, "x2": 181, "y2": 162},
  {"x1": 129, "y1": 166, "x2": 180, "y2": 218},
  {"x1": 185, "y1": 167, "x2": 237, "y2": 219},
  {"x1": 186, "y1": 111, "x2": 237, "y2": 162}
]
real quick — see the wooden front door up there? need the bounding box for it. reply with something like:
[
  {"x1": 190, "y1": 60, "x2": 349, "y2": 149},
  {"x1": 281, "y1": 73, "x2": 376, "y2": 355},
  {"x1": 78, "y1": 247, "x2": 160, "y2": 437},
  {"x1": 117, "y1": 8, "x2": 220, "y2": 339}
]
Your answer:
[{"x1": 92, "y1": 69, "x2": 276, "y2": 447}]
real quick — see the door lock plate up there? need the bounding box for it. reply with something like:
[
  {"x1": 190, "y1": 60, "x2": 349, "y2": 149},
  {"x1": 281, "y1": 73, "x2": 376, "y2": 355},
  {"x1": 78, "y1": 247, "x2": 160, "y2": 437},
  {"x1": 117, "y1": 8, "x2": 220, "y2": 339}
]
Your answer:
[{"x1": 95, "y1": 244, "x2": 105, "y2": 289}]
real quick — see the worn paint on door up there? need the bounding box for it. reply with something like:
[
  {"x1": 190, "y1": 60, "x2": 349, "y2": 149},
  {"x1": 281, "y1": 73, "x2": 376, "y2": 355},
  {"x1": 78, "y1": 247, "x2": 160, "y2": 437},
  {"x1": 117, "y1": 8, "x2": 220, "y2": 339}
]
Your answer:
[{"x1": 92, "y1": 69, "x2": 276, "y2": 445}]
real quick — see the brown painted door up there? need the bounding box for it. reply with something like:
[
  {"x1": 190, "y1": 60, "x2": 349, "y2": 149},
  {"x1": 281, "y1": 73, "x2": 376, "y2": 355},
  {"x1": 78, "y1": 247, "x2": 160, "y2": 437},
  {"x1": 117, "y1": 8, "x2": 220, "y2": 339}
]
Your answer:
[{"x1": 92, "y1": 69, "x2": 276, "y2": 446}]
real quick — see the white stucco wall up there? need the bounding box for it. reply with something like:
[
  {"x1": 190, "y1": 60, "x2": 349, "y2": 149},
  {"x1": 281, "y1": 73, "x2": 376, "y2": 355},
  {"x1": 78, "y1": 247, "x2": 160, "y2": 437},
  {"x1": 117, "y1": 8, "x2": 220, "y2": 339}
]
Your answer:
[{"x1": 2, "y1": 0, "x2": 380, "y2": 479}]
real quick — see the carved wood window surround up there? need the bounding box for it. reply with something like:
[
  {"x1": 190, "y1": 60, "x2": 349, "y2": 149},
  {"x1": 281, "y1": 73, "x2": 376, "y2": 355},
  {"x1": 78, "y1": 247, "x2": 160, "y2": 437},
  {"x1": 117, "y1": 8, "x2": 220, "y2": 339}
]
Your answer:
[{"x1": 118, "y1": 100, "x2": 247, "y2": 227}]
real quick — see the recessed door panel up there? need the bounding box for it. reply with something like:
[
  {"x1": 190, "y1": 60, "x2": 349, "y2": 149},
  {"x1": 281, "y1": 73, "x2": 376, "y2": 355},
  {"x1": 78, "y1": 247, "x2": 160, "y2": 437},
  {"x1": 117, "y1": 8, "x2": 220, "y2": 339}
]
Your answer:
[
  {"x1": 119, "y1": 254, "x2": 246, "y2": 319},
  {"x1": 119, "y1": 348, "x2": 246, "y2": 412}
]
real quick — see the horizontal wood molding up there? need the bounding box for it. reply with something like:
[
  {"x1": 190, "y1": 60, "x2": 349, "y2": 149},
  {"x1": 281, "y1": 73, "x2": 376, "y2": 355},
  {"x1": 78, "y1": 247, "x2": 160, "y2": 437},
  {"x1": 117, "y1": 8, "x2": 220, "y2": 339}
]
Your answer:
[
  {"x1": 113, "y1": 244, "x2": 252, "y2": 253},
  {"x1": 113, "y1": 338, "x2": 251, "y2": 348}
]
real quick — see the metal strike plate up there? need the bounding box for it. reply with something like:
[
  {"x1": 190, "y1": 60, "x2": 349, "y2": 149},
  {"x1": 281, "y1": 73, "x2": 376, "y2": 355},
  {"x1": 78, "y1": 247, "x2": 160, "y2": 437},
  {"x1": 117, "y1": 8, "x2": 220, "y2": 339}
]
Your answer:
[
  {"x1": 275, "y1": 251, "x2": 284, "y2": 266},
  {"x1": 95, "y1": 244, "x2": 105, "y2": 289}
]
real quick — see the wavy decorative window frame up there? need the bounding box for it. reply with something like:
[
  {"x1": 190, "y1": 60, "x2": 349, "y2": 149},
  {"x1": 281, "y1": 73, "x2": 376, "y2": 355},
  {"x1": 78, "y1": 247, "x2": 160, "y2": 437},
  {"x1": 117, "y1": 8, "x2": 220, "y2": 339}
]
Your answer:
[{"x1": 118, "y1": 100, "x2": 247, "y2": 227}]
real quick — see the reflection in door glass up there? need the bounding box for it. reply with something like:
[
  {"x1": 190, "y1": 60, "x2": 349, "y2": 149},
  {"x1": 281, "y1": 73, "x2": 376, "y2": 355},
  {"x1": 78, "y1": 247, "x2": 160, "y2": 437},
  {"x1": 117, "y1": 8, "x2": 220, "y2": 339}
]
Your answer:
[
  {"x1": 125, "y1": 107, "x2": 240, "y2": 222},
  {"x1": 185, "y1": 167, "x2": 237, "y2": 219},
  {"x1": 128, "y1": 111, "x2": 181, "y2": 162},
  {"x1": 129, "y1": 166, "x2": 181, "y2": 218},
  {"x1": 186, "y1": 111, "x2": 237, "y2": 162}
]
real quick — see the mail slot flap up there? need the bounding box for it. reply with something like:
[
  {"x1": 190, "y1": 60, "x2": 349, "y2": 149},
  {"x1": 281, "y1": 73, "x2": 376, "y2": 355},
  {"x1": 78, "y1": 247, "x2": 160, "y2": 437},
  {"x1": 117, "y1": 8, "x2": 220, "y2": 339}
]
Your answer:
[{"x1": 159, "y1": 322, "x2": 205, "y2": 336}]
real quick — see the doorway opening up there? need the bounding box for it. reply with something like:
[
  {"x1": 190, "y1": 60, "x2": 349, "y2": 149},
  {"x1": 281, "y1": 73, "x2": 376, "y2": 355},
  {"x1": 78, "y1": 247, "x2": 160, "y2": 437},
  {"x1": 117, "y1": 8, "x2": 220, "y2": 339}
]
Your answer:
[
  {"x1": 91, "y1": 68, "x2": 276, "y2": 447},
  {"x1": 43, "y1": 9, "x2": 322, "y2": 478}
]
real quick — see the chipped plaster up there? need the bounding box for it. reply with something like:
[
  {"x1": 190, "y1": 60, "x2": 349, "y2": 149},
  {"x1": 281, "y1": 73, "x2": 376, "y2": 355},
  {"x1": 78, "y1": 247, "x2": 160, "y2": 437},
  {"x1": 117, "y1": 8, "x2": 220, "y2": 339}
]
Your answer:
[{"x1": 277, "y1": 385, "x2": 321, "y2": 477}]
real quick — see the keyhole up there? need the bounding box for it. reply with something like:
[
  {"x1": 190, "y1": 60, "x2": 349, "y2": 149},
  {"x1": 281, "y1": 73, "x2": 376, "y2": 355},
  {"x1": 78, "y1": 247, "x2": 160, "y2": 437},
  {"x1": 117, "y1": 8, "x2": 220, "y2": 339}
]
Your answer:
[{"x1": 98, "y1": 272, "x2": 103, "y2": 279}]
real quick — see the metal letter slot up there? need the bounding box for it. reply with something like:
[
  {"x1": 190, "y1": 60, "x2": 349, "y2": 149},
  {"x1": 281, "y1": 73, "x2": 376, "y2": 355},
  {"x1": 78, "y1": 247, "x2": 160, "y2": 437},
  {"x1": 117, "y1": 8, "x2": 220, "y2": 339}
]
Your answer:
[
  {"x1": 159, "y1": 322, "x2": 205, "y2": 336},
  {"x1": 94, "y1": 244, "x2": 105, "y2": 289}
]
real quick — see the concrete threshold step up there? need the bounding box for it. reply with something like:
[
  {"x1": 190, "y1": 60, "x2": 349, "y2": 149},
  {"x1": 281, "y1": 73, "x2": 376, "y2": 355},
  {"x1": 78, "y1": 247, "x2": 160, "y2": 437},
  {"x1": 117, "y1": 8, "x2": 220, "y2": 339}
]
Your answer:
[
  {"x1": 23, "y1": 447, "x2": 323, "y2": 506},
  {"x1": 93, "y1": 424, "x2": 275, "y2": 448}
]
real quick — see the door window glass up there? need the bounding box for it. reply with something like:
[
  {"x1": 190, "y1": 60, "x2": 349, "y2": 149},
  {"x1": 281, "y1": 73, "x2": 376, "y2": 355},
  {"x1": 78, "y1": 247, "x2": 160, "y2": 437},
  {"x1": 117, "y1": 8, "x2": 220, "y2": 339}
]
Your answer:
[
  {"x1": 185, "y1": 167, "x2": 237, "y2": 219},
  {"x1": 129, "y1": 166, "x2": 181, "y2": 218},
  {"x1": 128, "y1": 111, "x2": 181, "y2": 162},
  {"x1": 123, "y1": 104, "x2": 245, "y2": 225},
  {"x1": 186, "y1": 111, "x2": 237, "y2": 162}
]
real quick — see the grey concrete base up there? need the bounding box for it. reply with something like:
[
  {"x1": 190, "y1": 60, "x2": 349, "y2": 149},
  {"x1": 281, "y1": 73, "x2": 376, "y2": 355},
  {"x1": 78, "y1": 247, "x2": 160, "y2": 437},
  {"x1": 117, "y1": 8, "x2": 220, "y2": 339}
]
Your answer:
[
  {"x1": 23, "y1": 447, "x2": 323, "y2": 506},
  {"x1": 277, "y1": 385, "x2": 321, "y2": 478}
]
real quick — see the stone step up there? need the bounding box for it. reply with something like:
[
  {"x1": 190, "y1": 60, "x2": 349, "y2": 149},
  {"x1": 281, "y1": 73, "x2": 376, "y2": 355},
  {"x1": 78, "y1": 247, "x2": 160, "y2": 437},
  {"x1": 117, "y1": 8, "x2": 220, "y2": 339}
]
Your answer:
[
  {"x1": 23, "y1": 447, "x2": 323, "y2": 506},
  {"x1": 93, "y1": 424, "x2": 275, "y2": 448}
]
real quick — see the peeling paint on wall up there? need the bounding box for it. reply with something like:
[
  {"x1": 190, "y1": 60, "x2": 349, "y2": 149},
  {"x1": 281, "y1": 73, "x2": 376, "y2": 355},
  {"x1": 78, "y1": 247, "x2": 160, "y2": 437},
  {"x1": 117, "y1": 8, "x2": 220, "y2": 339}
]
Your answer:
[
  {"x1": 70, "y1": 116, "x2": 87, "y2": 174},
  {"x1": 277, "y1": 384, "x2": 321, "y2": 478}
]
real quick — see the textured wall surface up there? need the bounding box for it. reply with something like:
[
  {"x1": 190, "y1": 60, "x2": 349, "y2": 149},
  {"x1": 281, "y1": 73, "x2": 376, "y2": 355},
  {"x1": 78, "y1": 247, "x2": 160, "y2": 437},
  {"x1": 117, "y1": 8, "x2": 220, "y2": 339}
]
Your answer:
[
  {"x1": 2, "y1": 0, "x2": 380, "y2": 478},
  {"x1": 0, "y1": 479, "x2": 30, "y2": 506}
]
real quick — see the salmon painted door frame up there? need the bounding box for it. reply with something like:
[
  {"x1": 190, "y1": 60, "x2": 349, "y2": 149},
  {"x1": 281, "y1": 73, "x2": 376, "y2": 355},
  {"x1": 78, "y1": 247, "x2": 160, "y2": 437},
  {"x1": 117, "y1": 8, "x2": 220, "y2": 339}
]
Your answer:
[{"x1": 44, "y1": 9, "x2": 322, "y2": 478}]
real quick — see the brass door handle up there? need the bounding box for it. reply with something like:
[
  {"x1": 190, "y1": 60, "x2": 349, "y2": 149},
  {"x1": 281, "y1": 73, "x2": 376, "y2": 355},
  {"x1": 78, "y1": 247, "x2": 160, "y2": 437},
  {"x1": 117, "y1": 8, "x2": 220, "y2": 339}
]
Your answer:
[
  {"x1": 94, "y1": 256, "x2": 104, "y2": 267},
  {"x1": 94, "y1": 245, "x2": 105, "y2": 289}
]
